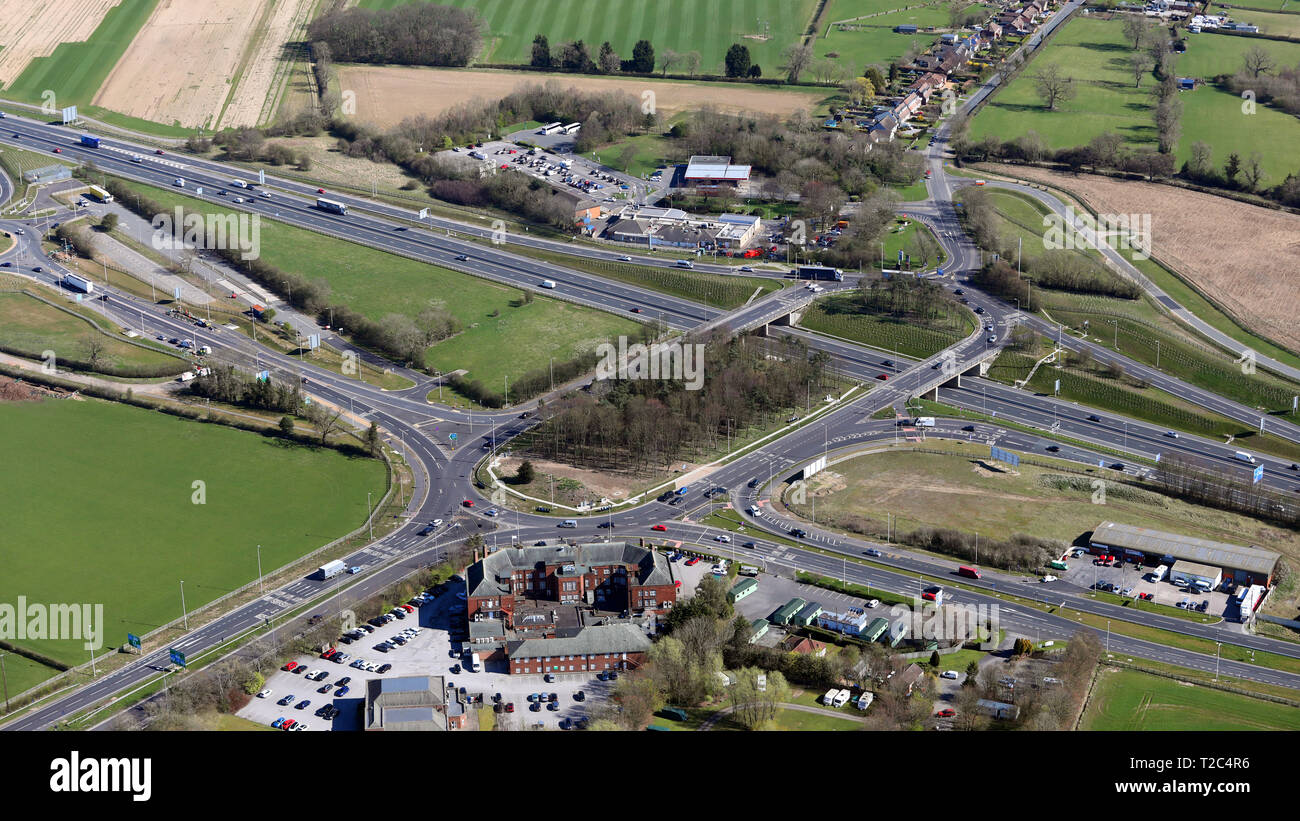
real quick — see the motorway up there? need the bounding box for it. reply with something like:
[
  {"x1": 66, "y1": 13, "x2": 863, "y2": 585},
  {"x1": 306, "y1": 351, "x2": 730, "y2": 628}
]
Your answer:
[{"x1": 5, "y1": 37, "x2": 1300, "y2": 724}]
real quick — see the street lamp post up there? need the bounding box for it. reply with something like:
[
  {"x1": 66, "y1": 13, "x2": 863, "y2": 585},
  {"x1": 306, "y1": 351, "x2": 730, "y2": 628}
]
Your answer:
[{"x1": 180, "y1": 580, "x2": 188, "y2": 630}]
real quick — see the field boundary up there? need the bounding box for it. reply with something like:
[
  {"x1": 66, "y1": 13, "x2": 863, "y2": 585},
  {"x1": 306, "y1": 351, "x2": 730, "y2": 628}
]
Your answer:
[{"x1": 975, "y1": 164, "x2": 1300, "y2": 371}]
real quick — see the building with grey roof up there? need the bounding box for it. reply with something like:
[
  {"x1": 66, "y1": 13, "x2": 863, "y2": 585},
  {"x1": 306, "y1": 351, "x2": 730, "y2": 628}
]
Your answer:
[
  {"x1": 507, "y1": 622, "x2": 652, "y2": 675},
  {"x1": 1090, "y1": 521, "x2": 1279, "y2": 586},
  {"x1": 684, "y1": 155, "x2": 751, "y2": 186},
  {"x1": 364, "y1": 675, "x2": 450, "y2": 731}
]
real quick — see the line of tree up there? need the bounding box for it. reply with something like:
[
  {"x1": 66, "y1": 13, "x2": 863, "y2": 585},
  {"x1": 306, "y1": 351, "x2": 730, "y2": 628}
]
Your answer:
[
  {"x1": 1151, "y1": 452, "x2": 1300, "y2": 527},
  {"x1": 306, "y1": 3, "x2": 482, "y2": 67},
  {"x1": 513, "y1": 331, "x2": 831, "y2": 471},
  {"x1": 530, "y1": 35, "x2": 657, "y2": 74},
  {"x1": 101, "y1": 177, "x2": 456, "y2": 370}
]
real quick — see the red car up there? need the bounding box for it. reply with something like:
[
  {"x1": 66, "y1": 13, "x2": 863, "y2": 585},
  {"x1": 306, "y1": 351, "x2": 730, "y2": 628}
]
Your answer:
[
  {"x1": 651, "y1": 524, "x2": 667, "y2": 532},
  {"x1": 685, "y1": 557, "x2": 700, "y2": 566},
  {"x1": 876, "y1": 373, "x2": 889, "y2": 380},
  {"x1": 53, "y1": 147, "x2": 62, "y2": 153},
  {"x1": 281, "y1": 718, "x2": 297, "y2": 730},
  {"x1": 935, "y1": 708, "x2": 956, "y2": 718},
  {"x1": 320, "y1": 648, "x2": 336, "y2": 659},
  {"x1": 400, "y1": 604, "x2": 414, "y2": 613},
  {"x1": 317, "y1": 188, "x2": 326, "y2": 194},
  {"x1": 154, "y1": 149, "x2": 165, "y2": 155},
  {"x1": 462, "y1": 499, "x2": 474, "y2": 507},
  {"x1": 282, "y1": 661, "x2": 298, "y2": 672},
  {"x1": 505, "y1": 702, "x2": 515, "y2": 712}
]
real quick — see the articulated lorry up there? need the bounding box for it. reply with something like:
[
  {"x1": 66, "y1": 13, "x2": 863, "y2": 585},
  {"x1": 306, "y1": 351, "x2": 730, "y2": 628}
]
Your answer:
[
  {"x1": 316, "y1": 560, "x2": 348, "y2": 580},
  {"x1": 79, "y1": 134, "x2": 100, "y2": 148}
]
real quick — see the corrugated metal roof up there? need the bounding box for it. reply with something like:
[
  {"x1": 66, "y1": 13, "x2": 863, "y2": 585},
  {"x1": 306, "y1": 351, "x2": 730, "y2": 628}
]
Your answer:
[
  {"x1": 1171, "y1": 559, "x2": 1221, "y2": 579},
  {"x1": 1091, "y1": 521, "x2": 1279, "y2": 575}
]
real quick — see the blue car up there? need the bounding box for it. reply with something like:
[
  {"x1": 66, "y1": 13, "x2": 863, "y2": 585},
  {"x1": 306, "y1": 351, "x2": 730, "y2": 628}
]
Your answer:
[
  {"x1": 278, "y1": 694, "x2": 295, "y2": 706},
  {"x1": 271, "y1": 717, "x2": 285, "y2": 728},
  {"x1": 335, "y1": 685, "x2": 350, "y2": 697},
  {"x1": 295, "y1": 700, "x2": 311, "y2": 710}
]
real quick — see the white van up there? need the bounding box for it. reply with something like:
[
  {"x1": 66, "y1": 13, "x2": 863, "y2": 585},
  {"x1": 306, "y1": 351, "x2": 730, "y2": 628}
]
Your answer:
[
  {"x1": 173, "y1": 177, "x2": 185, "y2": 187},
  {"x1": 1233, "y1": 450, "x2": 1256, "y2": 464},
  {"x1": 541, "y1": 280, "x2": 557, "y2": 289},
  {"x1": 470, "y1": 653, "x2": 482, "y2": 673},
  {"x1": 676, "y1": 259, "x2": 694, "y2": 269}
]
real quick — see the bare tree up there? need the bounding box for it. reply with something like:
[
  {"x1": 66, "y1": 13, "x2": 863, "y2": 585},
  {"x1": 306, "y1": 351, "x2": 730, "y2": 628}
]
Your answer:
[
  {"x1": 1187, "y1": 140, "x2": 1213, "y2": 176},
  {"x1": 1241, "y1": 151, "x2": 1266, "y2": 191},
  {"x1": 1242, "y1": 45, "x2": 1275, "y2": 79},
  {"x1": 1129, "y1": 51, "x2": 1154, "y2": 88},
  {"x1": 1122, "y1": 16, "x2": 1151, "y2": 51},
  {"x1": 82, "y1": 334, "x2": 106, "y2": 371},
  {"x1": 683, "y1": 50, "x2": 701, "y2": 77},
  {"x1": 782, "y1": 42, "x2": 815, "y2": 83},
  {"x1": 1034, "y1": 63, "x2": 1077, "y2": 111},
  {"x1": 659, "y1": 48, "x2": 681, "y2": 76}
]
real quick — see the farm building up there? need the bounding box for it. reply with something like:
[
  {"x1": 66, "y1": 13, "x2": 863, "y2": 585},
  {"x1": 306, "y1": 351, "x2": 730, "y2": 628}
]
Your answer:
[
  {"x1": 895, "y1": 23, "x2": 919, "y2": 33},
  {"x1": 1090, "y1": 521, "x2": 1279, "y2": 587}
]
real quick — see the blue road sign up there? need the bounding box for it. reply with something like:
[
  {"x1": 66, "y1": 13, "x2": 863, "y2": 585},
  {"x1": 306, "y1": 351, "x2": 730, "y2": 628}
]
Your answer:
[
  {"x1": 989, "y1": 445, "x2": 1020, "y2": 468},
  {"x1": 168, "y1": 648, "x2": 187, "y2": 668},
  {"x1": 449, "y1": 432, "x2": 458, "y2": 441},
  {"x1": 127, "y1": 633, "x2": 141, "y2": 649},
  {"x1": 1253, "y1": 464, "x2": 1264, "y2": 484}
]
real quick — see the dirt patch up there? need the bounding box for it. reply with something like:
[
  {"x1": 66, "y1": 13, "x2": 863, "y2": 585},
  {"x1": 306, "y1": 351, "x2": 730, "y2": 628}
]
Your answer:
[
  {"x1": 805, "y1": 470, "x2": 847, "y2": 495},
  {"x1": 494, "y1": 455, "x2": 647, "y2": 504},
  {"x1": 0, "y1": 0, "x2": 119, "y2": 88},
  {"x1": 262, "y1": 136, "x2": 416, "y2": 190},
  {"x1": 972, "y1": 460, "x2": 1019, "y2": 478},
  {"x1": 0, "y1": 374, "x2": 69, "y2": 401},
  {"x1": 337, "y1": 66, "x2": 827, "y2": 131},
  {"x1": 94, "y1": 0, "x2": 313, "y2": 129},
  {"x1": 985, "y1": 164, "x2": 1300, "y2": 354}
]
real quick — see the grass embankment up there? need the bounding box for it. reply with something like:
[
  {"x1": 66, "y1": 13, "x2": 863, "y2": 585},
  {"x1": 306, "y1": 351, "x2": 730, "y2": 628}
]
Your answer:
[
  {"x1": 801, "y1": 291, "x2": 975, "y2": 359},
  {"x1": 1081, "y1": 667, "x2": 1300, "y2": 731},
  {"x1": 111, "y1": 179, "x2": 640, "y2": 400},
  {"x1": 514, "y1": 245, "x2": 784, "y2": 310},
  {"x1": 0, "y1": 290, "x2": 187, "y2": 376}
]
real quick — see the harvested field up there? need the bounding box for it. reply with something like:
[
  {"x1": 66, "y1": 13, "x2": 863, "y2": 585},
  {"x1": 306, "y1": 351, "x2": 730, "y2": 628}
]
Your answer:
[
  {"x1": 215, "y1": 0, "x2": 316, "y2": 129},
  {"x1": 337, "y1": 66, "x2": 829, "y2": 130},
  {"x1": 93, "y1": 0, "x2": 311, "y2": 129},
  {"x1": 986, "y1": 164, "x2": 1300, "y2": 354},
  {"x1": 0, "y1": 0, "x2": 120, "y2": 88}
]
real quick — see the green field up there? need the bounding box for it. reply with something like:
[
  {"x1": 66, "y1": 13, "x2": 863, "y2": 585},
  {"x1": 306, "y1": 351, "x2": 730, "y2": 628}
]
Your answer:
[
  {"x1": 117, "y1": 180, "x2": 641, "y2": 392},
  {"x1": 1081, "y1": 668, "x2": 1300, "y2": 730},
  {"x1": 969, "y1": 16, "x2": 1300, "y2": 181},
  {"x1": 3, "y1": 0, "x2": 160, "y2": 108},
  {"x1": 0, "y1": 398, "x2": 387, "y2": 670},
  {"x1": 800, "y1": 289, "x2": 974, "y2": 359},
  {"x1": 359, "y1": 0, "x2": 819, "y2": 72},
  {"x1": 0, "y1": 291, "x2": 187, "y2": 376},
  {"x1": 788, "y1": 448, "x2": 1300, "y2": 565},
  {"x1": 770, "y1": 707, "x2": 863, "y2": 730}
]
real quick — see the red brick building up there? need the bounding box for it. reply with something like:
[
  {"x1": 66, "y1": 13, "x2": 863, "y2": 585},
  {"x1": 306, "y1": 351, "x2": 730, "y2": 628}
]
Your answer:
[{"x1": 465, "y1": 542, "x2": 677, "y2": 629}]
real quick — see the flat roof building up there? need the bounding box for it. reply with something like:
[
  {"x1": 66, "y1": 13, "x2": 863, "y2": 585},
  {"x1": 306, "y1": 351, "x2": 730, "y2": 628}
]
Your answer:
[{"x1": 684, "y1": 155, "x2": 751, "y2": 186}]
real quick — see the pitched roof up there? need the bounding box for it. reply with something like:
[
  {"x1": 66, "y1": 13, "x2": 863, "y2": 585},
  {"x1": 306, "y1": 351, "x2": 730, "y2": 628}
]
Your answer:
[
  {"x1": 507, "y1": 622, "x2": 651, "y2": 659},
  {"x1": 467, "y1": 542, "x2": 673, "y2": 597}
]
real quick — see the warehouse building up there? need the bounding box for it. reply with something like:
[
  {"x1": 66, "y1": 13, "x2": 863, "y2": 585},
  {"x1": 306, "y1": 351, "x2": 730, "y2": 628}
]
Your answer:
[
  {"x1": 683, "y1": 155, "x2": 751, "y2": 187},
  {"x1": 1090, "y1": 521, "x2": 1280, "y2": 587}
]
